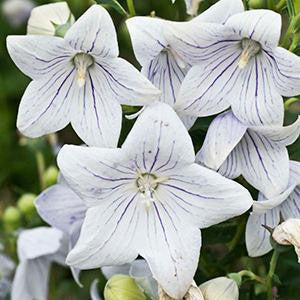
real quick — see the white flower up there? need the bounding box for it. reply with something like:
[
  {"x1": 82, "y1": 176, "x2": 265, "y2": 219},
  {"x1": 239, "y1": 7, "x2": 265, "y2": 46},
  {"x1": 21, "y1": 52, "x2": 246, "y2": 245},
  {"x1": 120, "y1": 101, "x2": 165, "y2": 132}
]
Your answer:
[
  {"x1": 27, "y1": 2, "x2": 75, "y2": 36},
  {"x1": 11, "y1": 227, "x2": 68, "y2": 300},
  {"x1": 126, "y1": 0, "x2": 244, "y2": 129},
  {"x1": 0, "y1": 253, "x2": 15, "y2": 299},
  {"x1": 197, "y1": 111, "x2": 300, "y2": 199},
  {"x1": 272, "y1": 218, "x2": 300, "y2": 262},
  {"x1": 6, "y1": 4, "x2": 160, "y2": 147},
  {"x1": 57, "y1": 102, "x2": 253, "y2": 299},
  {"x1": 167, "y1": 8, "x2": 300, "y2": 126},
  {"x1": 245, "y1": 161, "x2": 300, "y2": 257},
  {"x1": 2, "y1": 0, "x2": 34, "y2": 27},
  {"x1": 199, "y1": 277, "x2": 239, "y2": 300},
  {"x1": 35, "y1": 175, "x2": 87, "y2": 285}
]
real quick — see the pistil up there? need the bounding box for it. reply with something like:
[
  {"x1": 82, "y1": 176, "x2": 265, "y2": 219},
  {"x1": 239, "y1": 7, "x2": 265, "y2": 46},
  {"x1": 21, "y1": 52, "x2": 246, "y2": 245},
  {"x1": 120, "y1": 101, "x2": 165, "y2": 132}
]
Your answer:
[
  {"x1": 238, "y1": 39, "x2": 261, "y2": 69},
  {"x1": 73, "y1": 53, "x2": 94, "y2": 87}
]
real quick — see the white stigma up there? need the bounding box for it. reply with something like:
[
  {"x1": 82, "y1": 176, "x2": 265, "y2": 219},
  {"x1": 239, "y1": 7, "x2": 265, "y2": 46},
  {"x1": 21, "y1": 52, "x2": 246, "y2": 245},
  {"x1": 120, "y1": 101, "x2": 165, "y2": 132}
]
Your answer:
[
  {"x1": 73, "y1": 53, "x2": 94, "y2": 87},
  {"x1": 136, "y1": 171, "x2": 168, "y2": 208},
  {"x1": 238, "y1": 39, "x2": 261, "y2": 69}
]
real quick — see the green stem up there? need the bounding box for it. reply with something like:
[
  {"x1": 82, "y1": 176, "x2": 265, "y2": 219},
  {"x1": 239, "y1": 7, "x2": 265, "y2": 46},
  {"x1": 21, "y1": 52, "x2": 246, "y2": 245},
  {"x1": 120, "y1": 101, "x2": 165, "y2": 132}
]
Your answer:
[
  {"x1": 284, "y1": 97, "x2": 300, "y2": 110},
  {"x1": 238, "y1": 270, "x2": 266, "y2": 285},
  {"x1": 36, "y1": 151, "x2": 46, "y2": 190},
  {"x1": 275, "y1": 0, "x2": 286, "y2": 11},
  {"x1": 227, "y1": 215, "x2": 246, "y2": 251},
  {"x1": 126, "y1": 0, "x2": 136, "y2": 17},
  {"x1": 266, "y1": 250, "x2": 280, "y2": 300},
  {"x1": 282, "y1": 14, "x2": 300, "y2": 49}
]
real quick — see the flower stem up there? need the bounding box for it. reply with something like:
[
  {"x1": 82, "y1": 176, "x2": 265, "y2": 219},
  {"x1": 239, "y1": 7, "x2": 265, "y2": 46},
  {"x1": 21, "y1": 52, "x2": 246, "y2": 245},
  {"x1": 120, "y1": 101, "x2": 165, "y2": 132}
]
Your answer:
[
  {"x1": 238, "y1": 270, "x2": 266, "y2": 285},
  {"x1": 266, "y1": 250, "x2": 280, "y2": 300},
  {"x1": 227, "y1": 215, "x2": 246, "y2": 251},
  {"x1": 275, "y1": 0, "x2": 286, "y2": 11},
  {"x1": 36, "y1": 151, "x2": 46, "y2": 190},
  {"x1": 126, "y1": 0, "x2": 136, "y2": 17}
]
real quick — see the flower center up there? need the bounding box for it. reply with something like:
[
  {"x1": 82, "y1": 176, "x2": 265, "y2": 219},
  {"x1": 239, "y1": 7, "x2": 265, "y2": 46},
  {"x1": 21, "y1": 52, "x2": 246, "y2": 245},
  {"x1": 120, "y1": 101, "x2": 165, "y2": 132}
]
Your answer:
[
  {"x1": 162, "y1": 47, "x2": 187, "y2": 69},
  {"x1": 73, "y1": 53, "x2": 94, "y2": 87},
  {"x1": 136, "y1": 172, "x2": 168, "y2": 208},
  {"x1": 238, "y1": 39, "x2": 261, "y2": 69}
]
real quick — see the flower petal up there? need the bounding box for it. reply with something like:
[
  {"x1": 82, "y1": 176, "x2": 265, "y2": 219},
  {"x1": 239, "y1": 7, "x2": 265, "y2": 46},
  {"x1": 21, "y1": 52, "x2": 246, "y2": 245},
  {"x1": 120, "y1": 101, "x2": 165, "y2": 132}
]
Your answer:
[
  {"x1": 160, "y1": 163, "x2": 253, "y2": 228},
  {"x1": 64, "y1": 4, "x2": 118, "y2": 58},
  {"x1": 230, "y1": 55, "x2": 284, "y2": 126},
  {"x1": 17, "y1": 227, "x2": 64, "y2": 261},
  {"x1": 57, "y1": 145, "x2": 136, "y2": 207},
  {"x1": 6, "y1": 35, "x2": 72, "y2": 80},
  {"x1": 121, "y1": 102, "x2": 195, "y2": 173},
  {"x1": 11, "y1": 259, "x2": 51, "y2": 300},
  {"x1": 66, "y1": 200, "x2": 139, "y2": 268},
  {"x1": 95, "y1": 57, "x2": 161, "y2": 106},
  {"x1": 90, "y1": 280, "x2": 102, "y2": 300},
  {"x1": 265, "y1": 47, "x2": 300, "y2": 97},
  {"x1": 225, "y1": 10, "x2": 281, "y2": 49},
  {"x1": 126, "y1": 17, "x2": 167, "y2": 66},
  {"x1": 35, "y1": 183, "x2": 86, "y2": 235},
  {"x1": 196, "y1": 111, "x2": 247, "y2": 170},
  {"x1": 27, "y1": 2, "x2": 75, "y2": 36},
  {"x1": 250, "y1": 116, "x2": 300, "y2": 146},
  {"x1": 101, "y1": 264, "x2": 131, "y2": 279},
  {"x1": 138, "y1": 205, "x2": 201, "y2": 299},
  {"x1": 218, "y1": 150, "x2": 243, "y2": 179},
  {"x1": 177, "y1": 113, "x2": 197, "y2": 130},
  {"x1": 246, "y1": 207, "x2": 280, "y2": 257},
  {"x1": 237, "y1": 130, "x2": 289, "y2": 198},
  {"x1": 280, "y1": 188, "x2": 300, "y2": 219},
  {"x1": 193, "y1": 0, "x2": 244, "y2": 24}
]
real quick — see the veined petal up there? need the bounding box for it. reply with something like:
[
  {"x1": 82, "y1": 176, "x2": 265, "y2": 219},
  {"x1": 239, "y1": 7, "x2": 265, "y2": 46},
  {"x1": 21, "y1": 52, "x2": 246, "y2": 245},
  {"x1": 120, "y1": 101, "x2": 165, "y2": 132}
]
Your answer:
[
  {"x1": 246, "y1": 207, "x2": 280, "y2": 257},
  {"x1": 11, "y1": 259, "x2": 51, "y2": 300},
  {"x1": 196, "y1": 111, "x2": 247, "y2": 170},
  {"x1": 165, "y1": 21, "x2": 239, "y2": 65},
  {"x1": 65, "y1": 4, "x2": 118, "y2": 58},
  {"x1": 6, "y1": 35, "x2": 73, "y2": 80},
  {"x1": 57, "y1": 146, "x2": 136, "y2": 207},
  {"x1": 95, "y1": 57, "x2": 160, "y2": 106},
  {"x1": 177, "y1": 113, "x2": 197, "y2": 130},
  {"x1": 121, "y1": 102, "x2": 195, "y2": 173},
  {"x1": 17, "y1": 227, "x2": 64, "y2": 261},
  {"x1": 193, "y1": 0, "x2": 244, "y2": 24},
  {"x1": 66, "y1": 200, "x2": 139, "y2": 268},
  {"x1": 101, "y1": 264, "x2": 131, "y2": 279},
  {"x1": 160, "y1": 163, "x2": 253, "y2": 228},
  {"x1": 237, "y1": 130, "x2": 289, "y2": 198},
  {"x1": 138, "y1": 205, "x2": 201, "y2": 299},
  {"x1": 218, "y1": 149, "x2": 243, "y2": 179},
  {"x1": 70, "y1": 66, "x2": 122, "y2": 147},
  {"x1": 35, "y1": 183, "x2": 86, "y2": 235},
  {"x1": 175, "y1": 45, "x2": 241, "y2": 117},
  {"x1": 289, "y1": 160, "x2": 300, "y2": 185},
  {"x1": 225, "y1": 10, "x2": 281, "y2": 49},
  {"x1": 251, "y1": 116, "x2": 300, "y2": 146},
  {"x1": 126, "y1": 17, "x2": 167, "y2": 66},
  {"x1": 27, "y1": 2, "x2": 75, "y2": 36},
  {"x1": 265, "y1": 47, "x2": 300, "y2": 97},
  {"x1": 16, "y1": 63, "x2": 75, "y2": 138},
  {"x1": 142, "y1": 50, "x2": 189, "y2": 106},
  {"x1": 231, "y1": 54, "x2": 284, "y2": 126},
  {"x1": 280, "y1": 187, "x2": 300, "y2": 219}
]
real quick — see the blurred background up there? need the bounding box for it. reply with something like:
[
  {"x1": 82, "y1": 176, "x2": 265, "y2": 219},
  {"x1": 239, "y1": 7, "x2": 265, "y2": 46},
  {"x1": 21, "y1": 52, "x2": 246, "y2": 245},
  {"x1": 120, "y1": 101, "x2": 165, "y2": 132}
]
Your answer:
[{"x1": 1, "y1": 0, "x2": 300, "y2": 299}]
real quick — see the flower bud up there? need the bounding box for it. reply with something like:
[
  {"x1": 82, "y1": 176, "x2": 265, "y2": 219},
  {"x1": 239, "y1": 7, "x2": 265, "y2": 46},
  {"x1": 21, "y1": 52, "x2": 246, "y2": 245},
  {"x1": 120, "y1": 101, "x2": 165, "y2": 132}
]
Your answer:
[
  {"x1": 27, "y1": 2, "x2": 74, "y2": 36},
  {"x1": 272, "y1": 218, "x2": 300, "y2": 262},
  {"x1": 17, "y1": 193, "x2": 36, "y2": 218},
  {"x1": 3, "y1": 206, "x2": 21, "y2": 231},
  {"x1": 248, "y1": 0, "x2": 267, "y2": 9},
  {"x1": 199, "y1": 277, "x2": 239, "y2": 300},
  {"x1": 104, "y1": 275, "x2": 146, "y2": 300},
  {"x1": 43, "y1": 166, "x2": 59, "y2": 187}
]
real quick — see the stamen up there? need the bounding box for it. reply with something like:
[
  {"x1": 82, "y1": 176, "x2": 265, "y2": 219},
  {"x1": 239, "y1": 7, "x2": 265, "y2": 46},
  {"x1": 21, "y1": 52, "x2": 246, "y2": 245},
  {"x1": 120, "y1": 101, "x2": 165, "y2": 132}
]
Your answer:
[
  {"x1": 238, "y1": 39, "x2": 261, "y2": 69},
  {"x1": 73, "y1": 53, "x2": 94, "y2": 87}
]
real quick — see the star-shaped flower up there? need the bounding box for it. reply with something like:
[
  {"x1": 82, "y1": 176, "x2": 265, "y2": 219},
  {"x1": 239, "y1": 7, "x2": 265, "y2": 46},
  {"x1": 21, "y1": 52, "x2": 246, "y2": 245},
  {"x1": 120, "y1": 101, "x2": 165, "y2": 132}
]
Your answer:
[
  {"x1": 197, "y1": 111, "x2": 300, "y2": 199},
  {"x1": 11, "y1": 227, "x2": 68, "y2": 300},
  {"x1": 167, "y1": 8, "x2": 300, "y2": 126},
  {"x1": 126, "y1": 0, "x2": 243, "y2": 128},
  {"x1": 7, "y1": 4, "x2": 160, "y2": 147},
  {"x1": 57, "y1": 102, "x2": 252, "y2": 299},
  {"x1": 246, "y1": 161, "x2": 300, "y2": 257}
]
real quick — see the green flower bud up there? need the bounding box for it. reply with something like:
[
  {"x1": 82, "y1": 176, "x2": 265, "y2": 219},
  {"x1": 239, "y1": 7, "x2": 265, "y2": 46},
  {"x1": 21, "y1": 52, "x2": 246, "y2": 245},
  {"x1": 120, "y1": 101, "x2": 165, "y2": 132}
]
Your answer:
[
  {"x1": 104, "y1": 275, "x2": 146, "y2": 300},
  {"x1": 43, "y1": 166, "x2": 59, "y2": 187},
  {"x1": 3, "y1": 206, "x2": 21, "y2": 230},
  {"x1": 248, "y1": 0, "x2": 267, "y2": 9},
  {"x1": 17, "y1": 193, "x2": 36, "y2": 218}
]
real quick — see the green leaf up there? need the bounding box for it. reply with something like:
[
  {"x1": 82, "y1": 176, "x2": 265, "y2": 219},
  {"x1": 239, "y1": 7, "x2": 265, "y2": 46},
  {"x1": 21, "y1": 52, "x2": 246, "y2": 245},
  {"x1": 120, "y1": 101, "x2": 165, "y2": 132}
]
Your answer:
[
  {"x1": 95, "y1": 0, "x2": 127, "y2": 16},
  {"x1": 287, "y1": 0, "x2": 296, "y2": 18}
]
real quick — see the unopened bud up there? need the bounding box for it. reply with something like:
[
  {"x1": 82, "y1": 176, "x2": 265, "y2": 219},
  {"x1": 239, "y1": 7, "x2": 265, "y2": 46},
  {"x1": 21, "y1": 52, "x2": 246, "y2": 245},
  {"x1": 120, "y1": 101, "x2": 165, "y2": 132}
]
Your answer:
[
  {"x1": 43, "y1": 166, "x2": 59, "y2": 187},
  {"x1": 104, "y1": 275, "x2": 146, "y2": 300},
  {"x1": 3, "y1": 206, "x2": 21, "y2": 231},
  {"x1": 248, "y1": 0, "x2": 267, "y2": 9},
  {"x1": 17, "y1": 193, "x2": 36, "y2": 218},
  {"x1": 199, "y1": 277, "x2": 239, "y2": 300}
]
